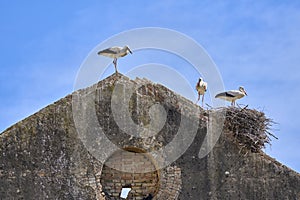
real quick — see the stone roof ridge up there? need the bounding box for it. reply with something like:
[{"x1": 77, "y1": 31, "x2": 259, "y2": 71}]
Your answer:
[
  {"x1": 2, "y1": 73, "x2": 201, "y2": 134},
  {"x1": 96, "y1": 74, "x2": 198, "y2": 109}
]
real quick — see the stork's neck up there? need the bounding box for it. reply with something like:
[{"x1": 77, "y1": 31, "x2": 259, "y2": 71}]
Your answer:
[{"x1": 122, "y1": 46, "x2": 129, "y2": 52}]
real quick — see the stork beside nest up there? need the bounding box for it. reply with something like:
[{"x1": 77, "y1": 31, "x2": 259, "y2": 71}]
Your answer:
[{"x1": 215, "y1": 86, "x2": 247, "y2": 107}]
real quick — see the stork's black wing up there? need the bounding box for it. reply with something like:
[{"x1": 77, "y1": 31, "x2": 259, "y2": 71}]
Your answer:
[
  {"x1": 97, "y1": 48, "x2": 117, "y2": 55},
  {"x1": 215, "y1": 92, "x2": 235, "y2": 98}
]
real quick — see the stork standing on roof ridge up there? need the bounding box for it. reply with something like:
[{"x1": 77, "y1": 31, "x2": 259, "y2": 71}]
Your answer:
[
  {"x1": 195, "y1": 78, "x2": 207, "y2": 107},
  {"x1": 97, "y1": 46, "x2": 132, "y2": 74}
]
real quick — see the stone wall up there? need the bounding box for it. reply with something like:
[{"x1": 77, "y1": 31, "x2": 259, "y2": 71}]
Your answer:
[{"x1": 0, "y1": 73, "x2": 299, "y2": 200}]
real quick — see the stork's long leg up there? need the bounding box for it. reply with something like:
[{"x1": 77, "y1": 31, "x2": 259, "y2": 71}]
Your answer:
[
  {"x1": 195, "y1": 93, "x2": 200, "y2": 104},
  {"x1": 113, "y1": 58, "x2": 118, "y2": 74}
]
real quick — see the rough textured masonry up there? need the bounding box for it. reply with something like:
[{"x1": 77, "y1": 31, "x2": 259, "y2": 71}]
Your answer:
[{"x1": 0, "y1": 73, "x2": 299, "y2": 200}]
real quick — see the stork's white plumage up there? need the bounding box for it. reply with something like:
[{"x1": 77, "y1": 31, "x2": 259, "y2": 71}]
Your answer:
[
  {"x1": 215, "y1": 86, "x2": 247, "y2": 106},
  {"x1": 195, "y1": 78, "x2": 207, "y2": 107},
  {"x1": 97, "y1": 46, "x2": 132, "y2": 74}
]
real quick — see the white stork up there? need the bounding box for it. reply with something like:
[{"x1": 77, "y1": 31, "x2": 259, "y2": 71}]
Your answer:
[
  {"x1": 215, "y1": 86, "x2": 247, "y2": 106},
  {"x1": 195, "y1": 78, "x2": 207, "y2": 107},
  {"x1": 97, "y1": 46, "x2": 132, "y2": 74}
]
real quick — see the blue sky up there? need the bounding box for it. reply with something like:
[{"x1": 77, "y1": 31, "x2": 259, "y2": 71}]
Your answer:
[{"x1": 1, "y1": 1, "x2": 300, "y2": 172}]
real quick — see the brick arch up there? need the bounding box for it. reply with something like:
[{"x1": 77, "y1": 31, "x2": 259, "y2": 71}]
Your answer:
[{"x1": 100, "y1": 148, "x2": 160, "y2": 200}]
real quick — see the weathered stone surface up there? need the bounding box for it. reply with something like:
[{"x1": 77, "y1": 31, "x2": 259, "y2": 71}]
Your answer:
[{"x1": 0, "y1": 73, "x2": 299, "y2": 200}]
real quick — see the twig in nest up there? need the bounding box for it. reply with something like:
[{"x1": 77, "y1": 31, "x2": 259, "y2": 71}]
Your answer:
[
  {"x1": 240, "y1": 105, "x2": 249, "y2": 111},
  {"x1": 266, "y1": 131, "x2": 278, "y2": 140},
  {"x1": 205, "y1": 103, "x2": 213, "y2": 109}
]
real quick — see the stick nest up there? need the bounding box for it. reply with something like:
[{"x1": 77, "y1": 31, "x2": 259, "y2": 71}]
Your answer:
[{"x1": 215, "y1": 106, "x2": 276, "y2": 152}]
